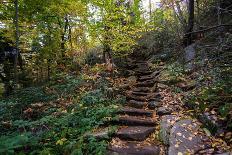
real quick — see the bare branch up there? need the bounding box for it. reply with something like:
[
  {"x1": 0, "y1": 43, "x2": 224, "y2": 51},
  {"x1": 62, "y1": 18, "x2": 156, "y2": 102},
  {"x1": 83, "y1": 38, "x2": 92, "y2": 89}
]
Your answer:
[{"x1": 184, "y1": 24, "x2": 232, "y2": 35}]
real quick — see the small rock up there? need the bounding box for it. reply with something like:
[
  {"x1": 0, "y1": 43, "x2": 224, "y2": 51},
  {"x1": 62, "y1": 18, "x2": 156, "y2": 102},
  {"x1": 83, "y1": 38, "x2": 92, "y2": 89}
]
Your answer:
[
  {"x1": 157, "y1": 107, "x2": 172, "y2": 116},
  {"x1": 127, "y1": 76, "x2": 137, "y2": 82},
  {"x1": 148, "y1": 101, "x2": 161, "y2": 109},
  {"x1": 157, "y1": 83, "x2": 168, "y2": 89}
]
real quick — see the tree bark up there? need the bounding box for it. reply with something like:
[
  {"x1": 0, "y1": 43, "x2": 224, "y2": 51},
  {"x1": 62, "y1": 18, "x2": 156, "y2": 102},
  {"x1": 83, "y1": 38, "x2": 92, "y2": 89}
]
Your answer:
[
  {"x1": 184, "y1": 0, "x2": 194, "y2": 47},
  {"x1": 58, "y1": 16, "x2": 69, "y2": 59},
  {"x1": 14, "y1": 0, "x2": 19, "y2": 86}
]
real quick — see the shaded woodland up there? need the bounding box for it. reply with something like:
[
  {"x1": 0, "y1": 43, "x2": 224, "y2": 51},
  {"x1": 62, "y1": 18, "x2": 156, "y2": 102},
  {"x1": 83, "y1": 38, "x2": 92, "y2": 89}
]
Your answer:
[{"x1": 0, "y1": 0, "x2": 231, "y2": 154}]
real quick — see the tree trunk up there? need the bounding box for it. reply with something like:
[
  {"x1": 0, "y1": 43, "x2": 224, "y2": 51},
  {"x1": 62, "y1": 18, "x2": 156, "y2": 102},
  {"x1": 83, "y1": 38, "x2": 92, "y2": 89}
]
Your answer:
[
  {"x1": 149, "y1": 0, "x2": 152, "y2": 20},
  {"x1": 60, "y1": 16, "x2": 69, "y2": 59},
  {"x1": 14, "y1": 0, "x2": 19, "y2": 86},
  {"x1": 47, "y1": 59, "x2": 51, "y2": 81},
  {"x1": 184, "y1": 0, "x2": 194, "y2": 47}
]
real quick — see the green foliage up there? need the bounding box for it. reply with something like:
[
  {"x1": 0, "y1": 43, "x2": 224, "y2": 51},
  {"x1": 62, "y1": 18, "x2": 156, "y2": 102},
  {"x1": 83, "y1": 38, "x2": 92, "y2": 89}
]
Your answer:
[
  {"x1": 186, "y1": 66, "x2": 232, "y2": 133},
  {"x1": 0, "y1": 74, "x2": 118, "y2": 154},
  {"x1": 160, "y1": 62, "x2": 186, "y2": 85},
  {"x1": 0, "y1": 133, "x2": 38, "y2": 154},
  {"x1": 166, "y1": 62, "x2": 185, "y2": 78}
]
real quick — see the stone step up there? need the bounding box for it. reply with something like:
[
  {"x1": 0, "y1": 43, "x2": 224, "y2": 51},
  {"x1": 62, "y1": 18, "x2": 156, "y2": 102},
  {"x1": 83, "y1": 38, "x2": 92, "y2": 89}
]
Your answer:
[
  {"x1": 136, "y1": 70, "x2": 154, "y2": 76},
  {"x1": 135, "y1": 80, "x2": 155, "y2": 87},
  {"x1": 130, "y1": 92, "x2": 161, "y2": 99},
  {"x1": 132, "y1": 87, "x2": 153, "y2": 93},
  {"x1": 137, "y1": 67, "x2": 150, "y2": 72},
  {"x1": 135, "y1": 61, "x2": 148, "y2": 64},
  {"x1": 115, "y1": 126, "x2": 155, "y2": 141},
  {"x1": 131, "y1": 91, "x2": 153, "y2": 96},
  {"x1": 128, "y1": 100, "x2": 146, "y2": 108},
  {"x1": 107, "y1": 141, "x2": 160, "y2": 155},
  {"x1": 157, "y1": 107, "x2": 172, "y2": 116},
  {"x1": 126, "y1": 94, "x2": 148, "y2": 102},
  {"x1": 115, "y1": 116, "x2": 156, "y2": 126},
  {"x1": 138, "y1": 76, "x2": 155, "y2": 82},
  {"x1": 118, "y1": 107, "x2": 153, "y2": 117},
  {"x1": 139, "y1": 70, "x2": 160, "y2": 78},
  {"x1": 138, "y1": 74, "x2": 159, "y2": 82}
]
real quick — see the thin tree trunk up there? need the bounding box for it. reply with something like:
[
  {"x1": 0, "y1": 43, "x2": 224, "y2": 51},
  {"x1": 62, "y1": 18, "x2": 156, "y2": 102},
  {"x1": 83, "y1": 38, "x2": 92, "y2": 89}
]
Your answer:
[
  {"x1": 47, "y1": 59, "x2": 51, "y2": 81},
  {"x1": 59, "y1": 16, "x2": 69, "y2": 59},
  {"x1": 184, "y1": 0, "x2": 194, "y2": 46},
  {"x1": 149, "y1": 0, "x2": 152, "y2": 20},
  {"x1": 68, "y1": 24, "x2": 73, "y2": 49},
  {"x1": 217, "y1": 0, "x2": 222, "y2": 43},
  {"x1": 14, "y1": 0, "x2": 19, "y2": 86},
  {"x1": 175, "y1": 1, "x2": 187, "y2": 29}
]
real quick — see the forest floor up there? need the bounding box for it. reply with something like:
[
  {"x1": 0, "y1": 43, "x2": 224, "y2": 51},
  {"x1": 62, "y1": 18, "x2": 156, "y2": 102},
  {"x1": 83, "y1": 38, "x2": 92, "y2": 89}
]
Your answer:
[
  {"x1": 0, "y1": 52, "x2": 231, "y2": 154},
  {"x1": 103, "y1": 57, "x2": 231, "y2": 155}
]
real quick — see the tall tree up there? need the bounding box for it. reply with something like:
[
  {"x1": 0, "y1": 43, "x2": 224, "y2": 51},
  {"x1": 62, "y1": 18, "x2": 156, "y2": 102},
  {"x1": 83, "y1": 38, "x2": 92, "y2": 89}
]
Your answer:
[
  {"x1": 184, "y1": 0, "x2": 194, "y2": 46},
  {"x1": 14, "y1": 0, "x2": 19, "y2": 85}
]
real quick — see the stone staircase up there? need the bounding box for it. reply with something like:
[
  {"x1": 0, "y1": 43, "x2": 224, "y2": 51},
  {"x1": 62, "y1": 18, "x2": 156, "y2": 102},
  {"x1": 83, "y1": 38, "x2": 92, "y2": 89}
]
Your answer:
[{"x1": 107, "y1": 61, "x2": 162, "y2": 155}]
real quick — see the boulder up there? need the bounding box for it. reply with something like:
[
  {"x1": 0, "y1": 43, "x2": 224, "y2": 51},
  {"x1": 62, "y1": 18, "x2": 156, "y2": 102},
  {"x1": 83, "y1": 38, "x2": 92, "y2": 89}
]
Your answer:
[
  {"x1": 168, "y1": 119, "x2": 210, "y2": 155},
  {"x1": 160, "y1": 115, "x2": 179, "y2": 145}
]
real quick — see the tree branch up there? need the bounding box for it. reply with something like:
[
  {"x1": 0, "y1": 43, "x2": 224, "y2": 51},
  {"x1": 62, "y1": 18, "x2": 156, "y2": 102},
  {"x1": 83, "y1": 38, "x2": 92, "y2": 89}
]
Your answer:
[{"x1": 184, "y1": 24, "x2": 232, "y2": 35}]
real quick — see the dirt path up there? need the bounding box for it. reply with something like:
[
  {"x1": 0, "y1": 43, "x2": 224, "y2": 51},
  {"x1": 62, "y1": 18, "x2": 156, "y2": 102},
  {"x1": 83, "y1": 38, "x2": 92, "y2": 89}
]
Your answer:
[{"x1": 106, "y1": 60, "x2": 230, "y2": 155}]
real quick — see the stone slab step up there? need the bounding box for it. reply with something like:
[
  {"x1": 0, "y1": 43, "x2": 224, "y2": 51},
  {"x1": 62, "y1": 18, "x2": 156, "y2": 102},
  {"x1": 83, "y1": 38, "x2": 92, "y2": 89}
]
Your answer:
[
  {"x1": 128, "y1": 100, "x2": 146, "y2": 108},
  {"x1": 157, "y1": 107, "x2": 172, "y2": 116},
  {"x1": 107, "y1": 141, "x2": 160, "y2": 155},
  {"x1": 138, "y1": 76, "x2": 155, "y2": 82},
  {"x1": 118, "y1": 107, "x2": 153, "y2": 117},
  {"x1": 116, "y1": 116, "x2": 156, "y2": 126},
  {"x1": 135, "y1": 80, "x2": 155, "y2": 87},
  {"x1": 126, "y1": 94, "x2": 148, "y2": 102},
  {"x1": 130, "y1": 92, "x2": 161, "y2": 99},
  {"x1": 138, "y1": 74, "x2": 159, "y2": 82},
  {"x1": 139, "y1": 71, "x2": 160, "y2": 78},
  {"x1": 136, "y1": 70, "x2": 154, "y2": 76},
  {"x1": 127, "y1": 96, "x2": 159, "y2": 103},
  {"x1": 130, "y1": 91, "x2": 153, "y2": 96},
  {"x1": 132, "y1": 87, "x2": 153, "y2": 93},
  {"x1": 115, "y1": 126, "x2": 155, "y2": 141}
]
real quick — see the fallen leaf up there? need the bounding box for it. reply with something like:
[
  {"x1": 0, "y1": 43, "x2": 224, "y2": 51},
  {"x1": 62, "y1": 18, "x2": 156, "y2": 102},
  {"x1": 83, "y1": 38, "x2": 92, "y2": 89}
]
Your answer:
[
  {"x1": 177, "y1": 132, "x2": 182, "y2": 136},
  {"x1": 178, "y1": 152, "x2": 183, "y2": 155}
]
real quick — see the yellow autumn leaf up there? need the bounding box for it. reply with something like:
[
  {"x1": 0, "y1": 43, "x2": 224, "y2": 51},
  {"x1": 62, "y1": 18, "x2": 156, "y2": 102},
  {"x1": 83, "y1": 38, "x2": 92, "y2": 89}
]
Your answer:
[
  {"x1": 178, "y1": 152, "x2": 183, "y2": 155},
  {"x1": 56, "y1": 138, "x2": 67, "y2": 145}
]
